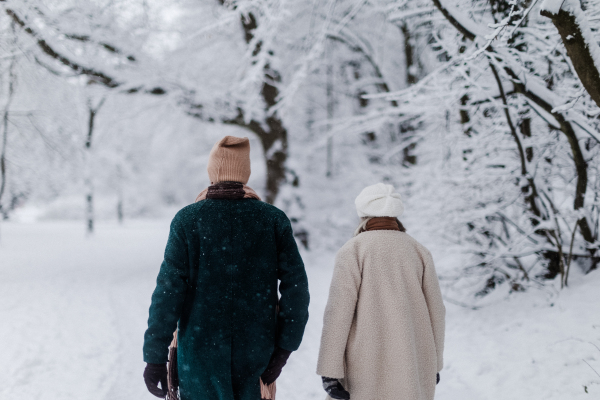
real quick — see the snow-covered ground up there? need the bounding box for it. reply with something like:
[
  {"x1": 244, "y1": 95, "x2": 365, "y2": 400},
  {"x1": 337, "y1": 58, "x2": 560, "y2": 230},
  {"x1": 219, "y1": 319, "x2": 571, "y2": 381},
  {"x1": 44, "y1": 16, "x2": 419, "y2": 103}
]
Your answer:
[{"x1": 1, "y1": 220, "x2": 599, "y2": 400}]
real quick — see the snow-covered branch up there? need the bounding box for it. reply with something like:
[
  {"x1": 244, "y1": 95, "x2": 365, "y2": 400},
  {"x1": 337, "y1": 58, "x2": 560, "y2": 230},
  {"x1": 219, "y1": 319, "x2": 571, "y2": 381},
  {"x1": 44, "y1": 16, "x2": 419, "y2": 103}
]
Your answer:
[
  {"x1": 540, "y1": 0, "x2": 600, "y2": 109},
  {"x1": 5, "y1": 8, "x2": 166, "y2": 95}
]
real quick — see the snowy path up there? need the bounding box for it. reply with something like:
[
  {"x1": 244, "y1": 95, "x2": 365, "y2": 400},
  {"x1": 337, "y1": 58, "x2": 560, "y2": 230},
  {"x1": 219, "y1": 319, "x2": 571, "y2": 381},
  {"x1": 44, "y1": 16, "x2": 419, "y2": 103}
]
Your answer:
[{"x1": 1, "y1": 221, "x2": 599, "y2": 399}]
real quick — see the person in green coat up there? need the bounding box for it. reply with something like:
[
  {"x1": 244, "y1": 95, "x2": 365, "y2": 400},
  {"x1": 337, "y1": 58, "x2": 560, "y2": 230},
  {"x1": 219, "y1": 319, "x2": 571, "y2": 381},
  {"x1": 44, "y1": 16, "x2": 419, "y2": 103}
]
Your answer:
[{"x1": 143, "y1": 136, "x2": 310, "y2": 400}]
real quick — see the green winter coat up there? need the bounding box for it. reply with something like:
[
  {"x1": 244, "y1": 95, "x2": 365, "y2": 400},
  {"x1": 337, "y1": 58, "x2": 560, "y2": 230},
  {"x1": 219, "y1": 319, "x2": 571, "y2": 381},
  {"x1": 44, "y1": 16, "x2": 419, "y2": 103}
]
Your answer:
[{"x1": 143, "y1": 199, "x2": 310, "y2": 400}]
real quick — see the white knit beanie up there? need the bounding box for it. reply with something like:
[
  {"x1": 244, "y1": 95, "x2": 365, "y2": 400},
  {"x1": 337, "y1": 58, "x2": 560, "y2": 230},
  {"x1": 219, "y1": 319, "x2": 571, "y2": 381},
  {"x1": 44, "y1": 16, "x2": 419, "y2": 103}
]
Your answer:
[{"x1": 354, "y1": 183, "x2": 404, "y2": 218}]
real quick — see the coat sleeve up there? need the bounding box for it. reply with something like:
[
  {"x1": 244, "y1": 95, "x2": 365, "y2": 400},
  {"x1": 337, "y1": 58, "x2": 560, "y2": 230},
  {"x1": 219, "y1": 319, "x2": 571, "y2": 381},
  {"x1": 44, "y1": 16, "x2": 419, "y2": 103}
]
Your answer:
[
  {"x1": 143, "y1": 213, "x2": 189, "y2": 364},
  {"x1": 421, "y1": 249, "x2": 446, "y2": 372},
  {"x1": 275, "y1": 217, "x2": 310, "y2": 352},
  {"x1": 316, "y1": 243, "x2": 361, "y2": 379}
]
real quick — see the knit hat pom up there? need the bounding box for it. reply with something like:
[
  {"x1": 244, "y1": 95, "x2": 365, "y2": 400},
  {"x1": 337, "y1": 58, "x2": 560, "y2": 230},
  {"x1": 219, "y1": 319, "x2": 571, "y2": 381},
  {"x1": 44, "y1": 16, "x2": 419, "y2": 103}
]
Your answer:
[
  {"x1": 354, "y1": 183, "x2": 404, "y2": 218},
  {"x1": 207, "y1": 136, "x2": 251, "y2": 184}
]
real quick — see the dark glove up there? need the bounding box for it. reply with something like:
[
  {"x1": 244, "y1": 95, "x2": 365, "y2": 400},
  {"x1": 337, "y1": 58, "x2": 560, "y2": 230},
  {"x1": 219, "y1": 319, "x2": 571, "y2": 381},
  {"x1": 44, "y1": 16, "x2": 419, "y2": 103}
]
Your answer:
[
  {"x1": 144, "y1": 363, "x2": 168, "y2": 398},
  {"x1": 436, "y1": 372, "x2": 440, "y2": 385},
  {"x1": 322, "y1": 376, "x2": 350, "y2": 400},
  {"x1": 261, "y1": 347, "x2": 292, "y2": 385}
]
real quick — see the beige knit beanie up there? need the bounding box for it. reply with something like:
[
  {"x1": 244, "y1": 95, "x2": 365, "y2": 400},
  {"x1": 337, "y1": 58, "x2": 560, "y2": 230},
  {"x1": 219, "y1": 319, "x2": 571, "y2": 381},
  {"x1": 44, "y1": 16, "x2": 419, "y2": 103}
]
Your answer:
[{"x1": 207, "y1": 136, "x2": 251, "y2": 184}]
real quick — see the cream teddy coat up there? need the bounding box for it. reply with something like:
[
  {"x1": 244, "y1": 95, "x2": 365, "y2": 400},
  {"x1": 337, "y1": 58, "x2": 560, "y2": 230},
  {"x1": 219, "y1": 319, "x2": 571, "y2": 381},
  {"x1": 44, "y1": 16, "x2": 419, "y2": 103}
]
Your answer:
[{"x1": 317, "y1": 230, "x2": 445, "y2": 400}]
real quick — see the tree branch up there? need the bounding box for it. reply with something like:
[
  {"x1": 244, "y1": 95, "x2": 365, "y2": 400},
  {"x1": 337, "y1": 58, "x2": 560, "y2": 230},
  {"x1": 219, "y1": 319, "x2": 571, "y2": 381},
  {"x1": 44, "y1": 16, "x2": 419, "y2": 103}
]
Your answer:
[
  {"x1": 431, "y1": 0, "x2": 478, "y2": 41},
  {"x1": 6, "y1": 8, "x2": 165, "y2": 95},
  {"x1": 489, "y1": 62, "x2": 527, "y2": 176},
  {"x1": 541, "y1": 0, "x2": 600, "y2": 109},
  {"x1": 6, "y1": 9, "x2": 120, "y2": 88},
  {"x1": 63, "y1": 33, "x2": 137, "y2": 62}
]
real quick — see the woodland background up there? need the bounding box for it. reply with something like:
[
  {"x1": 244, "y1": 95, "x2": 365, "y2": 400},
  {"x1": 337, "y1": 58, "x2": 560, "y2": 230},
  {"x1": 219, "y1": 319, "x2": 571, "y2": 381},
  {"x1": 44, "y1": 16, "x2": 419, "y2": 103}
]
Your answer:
[{"x1": 1, "y1": 0, "x2": 600, "y2": 398}]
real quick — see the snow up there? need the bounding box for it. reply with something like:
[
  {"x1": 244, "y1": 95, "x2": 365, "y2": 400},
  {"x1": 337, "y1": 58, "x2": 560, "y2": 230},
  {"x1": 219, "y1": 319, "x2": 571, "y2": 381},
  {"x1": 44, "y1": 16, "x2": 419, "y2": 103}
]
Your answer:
[
  {"x1": 1, "y1": 220, "x2": 599, "y2": 399},
  {"x1": 540, "y1": 0, "x2": 566, "y2": 15}
]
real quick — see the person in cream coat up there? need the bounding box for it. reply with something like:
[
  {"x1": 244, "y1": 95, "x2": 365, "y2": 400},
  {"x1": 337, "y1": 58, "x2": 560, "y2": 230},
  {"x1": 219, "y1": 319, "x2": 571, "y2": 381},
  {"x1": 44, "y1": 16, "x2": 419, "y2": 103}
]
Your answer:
[{"x1": 317, "y1": 183, "x2": 445, "y2": 400}]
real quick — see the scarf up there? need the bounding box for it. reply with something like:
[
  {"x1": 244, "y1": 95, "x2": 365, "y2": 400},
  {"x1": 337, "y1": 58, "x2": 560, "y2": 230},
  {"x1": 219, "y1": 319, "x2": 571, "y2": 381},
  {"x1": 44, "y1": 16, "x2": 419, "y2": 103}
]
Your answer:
[
  {"x1": 195, "y1": 181, "x2": 261, "y2": 202},
  {"x1": 167, "y1": 332, "x2": 178, "y2": 400},
  {"x1": 366, "y1": 217, "x2": 401, "y2": 232}
]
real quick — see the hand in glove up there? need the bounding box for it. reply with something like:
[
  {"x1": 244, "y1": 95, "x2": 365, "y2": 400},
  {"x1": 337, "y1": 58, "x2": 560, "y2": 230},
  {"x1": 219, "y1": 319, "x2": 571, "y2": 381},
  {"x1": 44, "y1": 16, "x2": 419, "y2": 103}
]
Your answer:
[
  {"x1": 261, "y1": 347, "x2": 292, "y2": 385},
  {"x1": 322, "y1": 376, "x2": 350, "y2": 400},
  {"x1": 144, "y1": 363, "x2": 168, "y2": 398},
  {"x1": 436, "y1": 373, "x2": 440, "y2": 385}
]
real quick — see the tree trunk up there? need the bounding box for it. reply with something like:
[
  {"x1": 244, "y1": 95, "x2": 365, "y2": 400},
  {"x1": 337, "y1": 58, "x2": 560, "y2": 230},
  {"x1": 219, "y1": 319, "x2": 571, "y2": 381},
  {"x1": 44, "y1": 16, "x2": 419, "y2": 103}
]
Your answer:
[
  {"x1": 541, "y1": 0, "x2": 600, "y2": 109},
  {"x1": 116, "y1": 164, "x2": 124, "y2": 224},
  {"x1": 326, "y1": 48, "x2": 335, "y2": 178},
  {"x1": 459, "y1": 94, "x2": 472, "y2": 136},
  {"x1": 401, "y1": 23, "x2": 419, "y2": 86},
  {"x1": 0, "y1": 26, "x2": 17, "y2": 221},
  {"x1": 84, "y1": 98, "x2": 105, "y2": 234},
  {"x1": 85, "y1": 190, "x2": 94, "y2": 233},
  {"x1": 84, "y1": 106, "x2": 96, "y2": 234},
  {"x1": 117, "y1": 200, "x2": 123, "y2": 224},
  {"x1": 209, "y1": 6, "x2": 291, "y2": 205},
  {"x1": 260, "y1": 120, "x2": 288, "y2": 205}
]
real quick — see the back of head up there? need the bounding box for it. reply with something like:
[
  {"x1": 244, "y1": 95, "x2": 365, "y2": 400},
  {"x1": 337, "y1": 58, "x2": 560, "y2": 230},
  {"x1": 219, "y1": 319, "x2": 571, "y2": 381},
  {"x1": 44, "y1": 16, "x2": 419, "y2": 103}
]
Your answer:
[
  {"x1": 207, "y1": 136, "x2": 251, "y2": 184},
  {"x1": 354, "y1": 183, "x2": 405, "y2": 236}
]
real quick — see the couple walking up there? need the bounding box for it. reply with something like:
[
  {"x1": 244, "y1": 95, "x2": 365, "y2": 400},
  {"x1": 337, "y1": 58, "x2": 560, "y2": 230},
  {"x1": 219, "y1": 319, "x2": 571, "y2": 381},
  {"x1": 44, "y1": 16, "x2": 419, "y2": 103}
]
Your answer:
[{"x1": 143, "y1": 136, "x2": 446, "y2": 400}]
